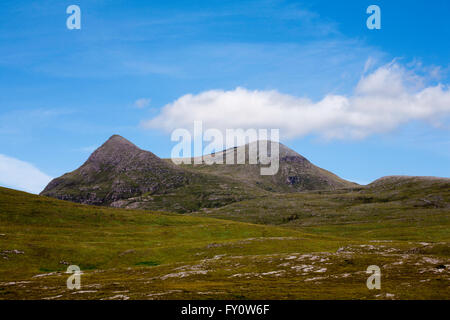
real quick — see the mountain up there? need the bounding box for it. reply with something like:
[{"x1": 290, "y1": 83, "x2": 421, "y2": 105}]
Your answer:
[
  {"x1": 41, "y1": 135, "x2": 356, "y2": 212},
  {"x1": 175, "y1": 141, "x2": 357, "y2": 192},
  {"x1": 41, "y1": 135, "x2": 187, "y2": 205},
  {"x1": 40, "y1": 135, "x2": 265, "y2": 212}
]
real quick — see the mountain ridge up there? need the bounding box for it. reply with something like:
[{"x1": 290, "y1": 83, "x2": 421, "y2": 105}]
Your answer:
[
  {"x1": 174, "y1": 140, "x2": 357, "y2": 192},
  {"x1": 41, "y1": 135, "x2": 357, "y2": 211}
]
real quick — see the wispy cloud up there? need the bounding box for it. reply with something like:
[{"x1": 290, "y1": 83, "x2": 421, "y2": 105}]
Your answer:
[
  {"x1": 0, "y1": 0, "x2": 361, "y2": 81},
  {"x1": 143, "y1": 62, "x2": 450, "y2": 140},
  {"x1": 0, "y1": 154, "x2": 52, "y2": 194},
  {"x1": 0, "y1": 108, "x2": 75, "y2": 136},
  {"x1": 133, "y1": 98, "x2": 151, "y2": 109}
]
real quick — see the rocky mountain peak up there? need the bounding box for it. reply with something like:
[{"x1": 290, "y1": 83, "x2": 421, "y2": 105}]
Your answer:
[
  {"x1": 104, "y1": 134, "x2": 137, "y2": 148},
  {"x1": 85, "y1": 135, "x2": 155, "y2": 170},
  {"x1": 92, "y1": 134, "x2": 140, "y2": 156},
  {"x1": 40, "y1": 134, "x2": 188, "y2": 205}
]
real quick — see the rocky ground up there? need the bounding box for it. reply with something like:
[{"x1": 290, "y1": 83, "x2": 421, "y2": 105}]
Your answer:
[{"x1": 1, "y1": 241, "x2": 448, "y2": 300}]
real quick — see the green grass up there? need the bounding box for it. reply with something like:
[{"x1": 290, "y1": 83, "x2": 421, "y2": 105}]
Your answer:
[
  {"x1": 135, "y1": 261, "x2": 160, "y2": 267},
  {"x1": 194, "y1": 178, "x2": 450, "y2": 242},
  {"x1": 0, "y1": 182, "x2": 449, "y2": 300},
  {"x1": 0, "y1": 187, "x2": 308, "y2": 276}
]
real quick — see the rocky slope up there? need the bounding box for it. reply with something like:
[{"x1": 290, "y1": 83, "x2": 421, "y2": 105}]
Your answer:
[
  {"x1": 41, "y1": 135, "x2": 188, "y2": 205},
  {"x1": 176, "y1": 141, "x2": 357, "y2": 192},
  {"x1": 40, "y1": 135, "x2": 265, "y2": 212},
  {"x1": 41, "y1": 135, "x2": 357, "y2": 211}
]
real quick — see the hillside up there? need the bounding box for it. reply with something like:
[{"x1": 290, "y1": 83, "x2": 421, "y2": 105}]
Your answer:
[
  {"x1": 41, "y1": 136, "x2": 357, "y2": 213},
  {"x1": 40, "y1": 135, "x2": 266, "y2": 213},
  {"x1": 41, "y1": 135, "x2": 187, "y2": 205},
  {"x1": 193, "y1": 176, "x2": 450, "y2": 241},
  {"x1": 1, "y1": 186, "x2": 449, "y2": 299},
  {"x1": 174, "y1": 141, "x2": 357, "y2": 192}
]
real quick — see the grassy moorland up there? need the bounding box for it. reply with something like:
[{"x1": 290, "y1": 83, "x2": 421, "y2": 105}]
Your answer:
[
  {"x1": 0, "y1": 180, "x2": 449, "y2": 300},
  {"x1": 195, "y1": 177, "x2": 450, "y2": 242}
]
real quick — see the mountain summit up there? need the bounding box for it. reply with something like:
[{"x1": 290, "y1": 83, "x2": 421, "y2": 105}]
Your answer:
[
  {"x1": 41, "y1": 135, "x2": 188, "y2": 205},
  {"x1": 180, "y1": 141, "x2": 356, "y2": 192},
  {"x1": 81, "y1": 134, "x2": 171, "y2": 175}
]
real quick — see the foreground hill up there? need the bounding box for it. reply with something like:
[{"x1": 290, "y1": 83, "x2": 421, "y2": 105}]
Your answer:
[{"x1": 0, "y1": 186, "x2": 448, "y2": 299}]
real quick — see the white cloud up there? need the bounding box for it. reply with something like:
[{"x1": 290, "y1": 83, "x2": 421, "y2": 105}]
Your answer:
[
  {"x1": 0, "y1": 154, "x2": 52, "y2": 194},
  {"x1": 134, "y1": 98, "x2": 151, "y2": 109},
  {"x1": 363, "y1": 56, "x2": 377, "y2": 74},
  {"x1": 143, "y1": 63, "x2": 450, "y2": 140}
]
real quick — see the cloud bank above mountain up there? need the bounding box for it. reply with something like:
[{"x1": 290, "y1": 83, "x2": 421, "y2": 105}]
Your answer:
[{"x1": 143, "y1": 62, "x2": 450, "y2": 140}]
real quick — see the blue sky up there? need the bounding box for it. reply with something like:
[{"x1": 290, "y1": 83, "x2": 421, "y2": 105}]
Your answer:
[{"x1": 0, "y1": 0, "x2": 449, "y2": 193}]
